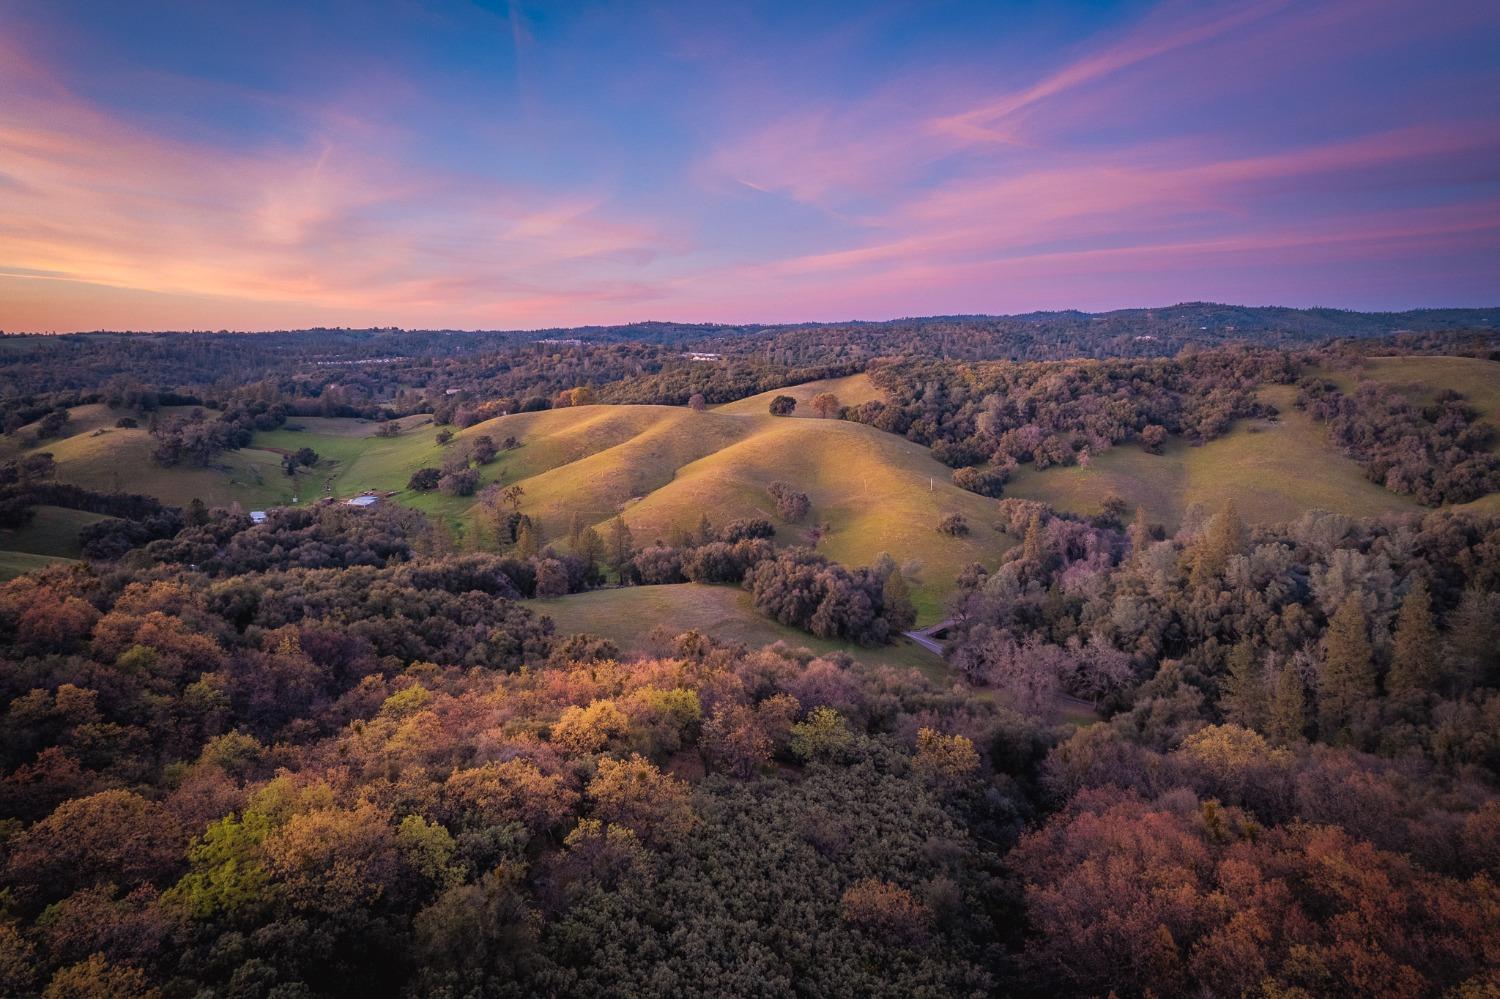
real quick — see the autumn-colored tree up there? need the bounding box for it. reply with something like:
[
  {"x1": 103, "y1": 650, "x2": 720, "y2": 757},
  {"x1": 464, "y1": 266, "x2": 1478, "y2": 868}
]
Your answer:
[
  {"x1": 912, "y1": 728, "x2": 980, "y2": 787},
  {"x1": 789, "y1": 706, "x2": 853, "y2": 761},
  {"x1": 444, "y1": 759, "x2": 578, "y2": 835},
  {"x1": 586, "y1": 754, "x2": 696, "y2": 846},
  {"x1": 515, "y1": 519, "x2": 540, "y2": 559},
  {"x1": 260, "y1": 800, "x2": 400, "y2": 914},
  {"x1": 1021, "y1": 510, "x2": 1045, "y2": 562},
  {"x1": 809, "y1": 392, "x2": 841, "y2": 419},
  {"x1": 1318, "y1": 593, "x2": 1376, "y2": 744},
  {"x1": 552, "y1": 699, "x2": 629, "y2": 754},
  {"x1": 839, "y1": 878, "x2": 930, "y2": 943},
  {"x1": 6, "y1": 790, "x2": 182, "y2": 899},
  {"x1": 42, "y1": 954, "x2": 160, "y2": 999},
  {"x1": 687, "y1": 392, "x2": 707, "y2": 412},
  {"x1": 700, "y1": 702, "x2": 772, "y2": 777},
  {"x1": 1189, "y1": 498, "x2": 1245, "y2": 588}
]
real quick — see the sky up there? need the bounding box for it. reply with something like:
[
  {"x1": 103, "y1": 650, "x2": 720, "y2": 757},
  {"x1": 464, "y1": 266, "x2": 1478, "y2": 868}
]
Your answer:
[{"x1": 1, "y1": 0, "x2": 1498, "y2": 332}]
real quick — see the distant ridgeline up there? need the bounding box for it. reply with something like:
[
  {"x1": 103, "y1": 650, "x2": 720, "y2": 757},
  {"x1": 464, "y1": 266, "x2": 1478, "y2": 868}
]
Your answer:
[{"x1": 2, "y1": 303, "x2": 1497, "y2": 404}]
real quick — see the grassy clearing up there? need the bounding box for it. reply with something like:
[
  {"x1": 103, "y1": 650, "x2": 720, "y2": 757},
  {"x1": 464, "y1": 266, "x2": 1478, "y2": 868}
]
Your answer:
[
  {"x1": 1006, "y1": 384, "x2": 1418, "y2": 530},
  {"x1": 0, "y1": 505, "x2": 116, "y2": 558},
  {"x1": 0, "y1": 551, "x2": 76, "y2": 581},
  {"x1": 526, "y1": 582, "x2": 948, "y2": 681}
]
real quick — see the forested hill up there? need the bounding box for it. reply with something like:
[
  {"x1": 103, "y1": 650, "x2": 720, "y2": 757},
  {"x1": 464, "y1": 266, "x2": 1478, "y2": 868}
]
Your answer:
[{"x1": 4, "y1": 303, "x2": 1498, "y2": 402}]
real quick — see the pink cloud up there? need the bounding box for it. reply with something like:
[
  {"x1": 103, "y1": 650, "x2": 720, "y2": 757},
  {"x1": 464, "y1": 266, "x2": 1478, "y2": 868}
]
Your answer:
[{"x1": 0, "y1": 35, "x2": 681, "y2": 329}]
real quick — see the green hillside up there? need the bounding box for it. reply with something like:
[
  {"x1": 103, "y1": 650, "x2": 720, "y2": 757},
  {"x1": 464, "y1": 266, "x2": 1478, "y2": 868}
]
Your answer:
[{"x1": 0, "y1": 505, "x2": 117, "y2": 558}]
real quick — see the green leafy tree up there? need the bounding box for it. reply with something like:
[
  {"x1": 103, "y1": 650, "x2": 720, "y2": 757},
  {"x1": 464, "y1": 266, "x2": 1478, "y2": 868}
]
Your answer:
[{"x1": 789, "y1": 707, "x2": 853, "y2": 762}]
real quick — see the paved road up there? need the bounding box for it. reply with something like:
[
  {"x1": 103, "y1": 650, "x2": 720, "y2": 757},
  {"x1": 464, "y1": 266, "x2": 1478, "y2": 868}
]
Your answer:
[{"x1": 903, "y1": 619, "x2": 954, "y2": 656}]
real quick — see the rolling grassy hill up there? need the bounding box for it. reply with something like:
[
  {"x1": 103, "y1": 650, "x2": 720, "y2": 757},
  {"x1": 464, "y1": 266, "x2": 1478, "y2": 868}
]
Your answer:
[
  {"x1": 528, "y1": 582, "x2": 947, "y2": 680},
  {"x1": 0, "y1": 551, "x2": 76, "y2": 582},
  {"x1": 0, "y1": 505, "x2": 117, "y2": 557},
  {"x1": 6, "y1": 362, "x2": 1498, "y2": 610},
  {"x1": 248, "y1": 378, "x2": 1015, "y2": 621}
]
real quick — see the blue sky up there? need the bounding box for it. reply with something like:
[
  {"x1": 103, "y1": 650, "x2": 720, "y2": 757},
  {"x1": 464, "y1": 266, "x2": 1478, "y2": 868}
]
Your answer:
[{"x1": 1, "y1": 0, "x2": 1497, "y2": 331}]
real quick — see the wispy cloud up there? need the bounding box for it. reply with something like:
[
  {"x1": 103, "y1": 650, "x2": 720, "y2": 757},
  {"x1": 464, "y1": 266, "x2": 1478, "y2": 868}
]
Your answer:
[{"x1": 2, "y1": 0, "x2": 1497, "y2": 330}]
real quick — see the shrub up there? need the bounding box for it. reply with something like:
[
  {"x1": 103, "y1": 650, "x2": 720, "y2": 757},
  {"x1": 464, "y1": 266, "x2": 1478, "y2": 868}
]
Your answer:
[
  {"x1": 952, "y1": 465, "x2": 1007, "y2": 497},
  {"x1": 937, "y1": 513, "x2": 969, "y2": 536}
]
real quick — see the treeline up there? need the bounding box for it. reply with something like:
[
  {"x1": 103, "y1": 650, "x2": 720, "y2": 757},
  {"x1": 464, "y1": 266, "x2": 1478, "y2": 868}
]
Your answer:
[{"x1": 846, "y1": 349, "x2": 1288, "y2": 470}]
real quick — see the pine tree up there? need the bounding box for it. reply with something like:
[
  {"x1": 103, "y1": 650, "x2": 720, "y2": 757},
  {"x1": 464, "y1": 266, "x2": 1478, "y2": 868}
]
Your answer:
[
  {"x1": 881, "y1": 568, "x2": 917, "y2": 632},
  {"x1": 1387, "y1": 577, "x2": 1438, "y2": 697},
  {"x1": 1022, "y1": 511, "x2": 1046, "y2": 564},
  {"x1": 1318, "y1": 593, "x2": 1375, "y2": 744},
  {"x1": 515, "y1": 518, "x2": 540, "y2": 560},
  {"x1": 1445, "y1": 588, "x2": 1499, "y2": 693},
  {"x1": 1219, "y1": 642, "x2": 1267, "y2": 730},
  {"x1": 697, "y1": 513, "x2": 714, "y2": 545},
  {"x1": 1128, "y1": 507, "x2": 1151, "y2": 563},
  {"x1": 1269, "y1": 663, "x2": 1306, "y2": 746},
  {"x1": 607, "y1": 516, "x2": 634, "y2": 579},
  {"x1": 567, "y1": 511, "x2": 586, "y2": 552},
  {"x1": 1190, "y1": 499, "x2": 1245, "y2": 588},
  {"x1": 577, "y1": 526, "x2": 605, "y2": 575}
]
